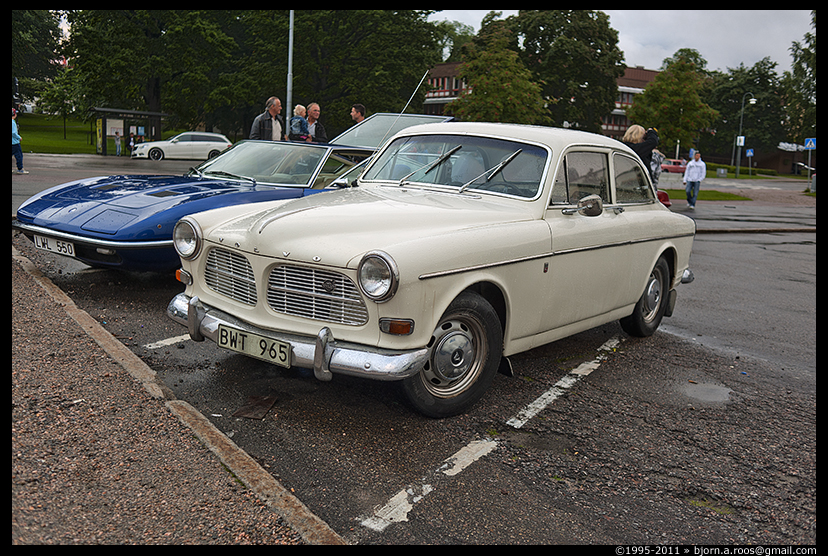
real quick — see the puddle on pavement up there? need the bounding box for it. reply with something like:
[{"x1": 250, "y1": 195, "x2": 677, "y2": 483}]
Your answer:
[{"x1": 681, "y1": 381, "x2": 732, "y2": 404}]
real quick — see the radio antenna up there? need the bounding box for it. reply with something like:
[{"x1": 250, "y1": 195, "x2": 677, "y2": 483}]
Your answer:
[{"x1": 377, "y1": 69, "x2": 431, "y2": 148}]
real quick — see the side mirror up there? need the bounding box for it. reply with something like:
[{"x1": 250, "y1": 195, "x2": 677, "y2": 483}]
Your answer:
[
  {"x1": 563, "y1": 194, "x2": 603, "y2": 216},
  {"x1": 329, "y1": 177, "x2": 356, "y2": 188}
]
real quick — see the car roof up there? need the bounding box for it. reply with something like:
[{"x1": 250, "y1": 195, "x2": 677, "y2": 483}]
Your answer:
[
  {"x1": 382, "y1": 121, "x2": 635, "y2": 161},
  {"x1": 381, "y1": 121, "x2": 632, "y2": 154}
]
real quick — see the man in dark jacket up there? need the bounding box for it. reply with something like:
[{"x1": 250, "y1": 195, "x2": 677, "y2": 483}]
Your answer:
[{"x1": 249, "y1": 97, "x2": 286, "y2": 141}]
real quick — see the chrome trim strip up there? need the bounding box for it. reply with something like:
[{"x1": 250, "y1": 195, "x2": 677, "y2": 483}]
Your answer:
[
  {"x1": 418, "y1": 233, "x2": 695, "y2": 280},
  {"x1": 12, "y1": 220, "x2": 173, "y2": 250}
]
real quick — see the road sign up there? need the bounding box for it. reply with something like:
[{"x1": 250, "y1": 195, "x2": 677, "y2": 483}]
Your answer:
[
  {"x1": 746, "y1": 149, "x2": 754, "y2": 157},
  {"x1": 804, "y1": 138, "x2": 816, "y2": 150}
]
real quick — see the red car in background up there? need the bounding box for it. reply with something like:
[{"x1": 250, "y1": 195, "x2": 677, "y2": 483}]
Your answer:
[{"x1": 661, "y1": 158, "x2": 687, "y2": 173}]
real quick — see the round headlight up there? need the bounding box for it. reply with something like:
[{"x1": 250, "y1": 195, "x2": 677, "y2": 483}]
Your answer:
[
  {"x1": 358, "y1": 251, "x2": 399, "y2": 302},
  {"x1": 173, "y1": 218, "x2": 202, "y2": 260}
]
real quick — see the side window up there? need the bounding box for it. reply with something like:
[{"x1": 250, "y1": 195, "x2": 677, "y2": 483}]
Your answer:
[
  {"x1": 614, "y1": 154, "x2": 654, "y2": 203},
  {"x1": 549, "y1": 151, "x2": 610, "y2": 205}
]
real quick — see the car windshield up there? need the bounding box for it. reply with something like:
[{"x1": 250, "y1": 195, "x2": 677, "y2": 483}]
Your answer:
[
  {"x1": 361, "y1": 134, "x2": 548, "y2": 199},
  {"x1": 193, "y1": 141, "x2": 328, "y2": 186},
  {"x1": 330, "y1": 113, "x2": 451, "y2": 149}
]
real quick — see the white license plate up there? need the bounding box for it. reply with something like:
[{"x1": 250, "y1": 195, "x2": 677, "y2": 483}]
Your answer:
[
  {"x1": 33, "y1": 234, "x2": 76, "y2": 257},
  {"x1": 217, "y1": 324, "x2": 291, "y2": 368}
]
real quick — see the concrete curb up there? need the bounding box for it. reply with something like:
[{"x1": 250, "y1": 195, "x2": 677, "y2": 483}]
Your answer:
[
  {"x1": 696, "y1": 227, "x2": 816, "y2": 234},
  {"x1": 12, "y1": 244, "x2": 348, "y2": 546}
]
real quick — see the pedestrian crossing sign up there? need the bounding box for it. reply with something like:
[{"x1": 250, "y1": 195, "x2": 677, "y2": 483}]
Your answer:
[{"x1": 804, "y1": 138, "x2": 816, "y2": 150}]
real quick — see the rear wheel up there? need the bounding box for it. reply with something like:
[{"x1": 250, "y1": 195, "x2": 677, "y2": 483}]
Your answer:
[
  {"x1": 401, "y1": 291, "x2": 502, "y2": 418},
  {"x1": 620, "y1": 256, "x2": 670, "y2": 337}
]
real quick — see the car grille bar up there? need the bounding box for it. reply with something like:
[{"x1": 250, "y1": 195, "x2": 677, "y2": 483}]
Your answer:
[
  {"x1": 267, "y1": 265, "x2": 369, "y2": 325},
  {"x1": 204, "y1": 248, "x2": 257, "y2": 306}
]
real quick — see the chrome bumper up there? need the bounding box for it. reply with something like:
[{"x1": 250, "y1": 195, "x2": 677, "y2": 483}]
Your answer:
[
  {"x1": 166, "y1": 293, "x2": 427, "y2": 382},
  {"x1": 12, "y1": 219, "x2": 173, "y2": 250}
]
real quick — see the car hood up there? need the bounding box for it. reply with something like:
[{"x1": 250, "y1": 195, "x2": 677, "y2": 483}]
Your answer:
[
  {"x1": 201, "y1": 186, "x2": 545, "y2": 270},
  {"x1": 16, "y1": 174, "x2": 307, "y2": 240}
]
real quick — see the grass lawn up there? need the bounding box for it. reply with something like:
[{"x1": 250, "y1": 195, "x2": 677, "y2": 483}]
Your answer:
[
  {"x1": 661, "y1": 189, "x2": 753, "y2": 202},
  {"x1": 15, "y1": 112, "x2": 99, "y2": 154},
  {"x1": 14, "y1": 112, "x2": 188, "y2": 155}
]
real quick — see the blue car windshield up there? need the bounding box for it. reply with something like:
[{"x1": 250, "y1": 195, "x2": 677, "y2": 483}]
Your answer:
[
  {"x1": 195, "y1": 141, "x2": 327, "y2": 187},
  {"x1": 361, "y1": 134, "x2": 548, "y2": 199}
]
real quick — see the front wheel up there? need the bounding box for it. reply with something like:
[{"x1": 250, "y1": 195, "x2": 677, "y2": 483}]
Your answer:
[
  {"x1": 620, "y1": 256, "x2": 670, "y2": 337},
  {"x1": 401, "y1": 291, "x2": 502, "y2": 418},
  {"x1": 148, "y1": 148, "x2": 164, "y2": 161}
]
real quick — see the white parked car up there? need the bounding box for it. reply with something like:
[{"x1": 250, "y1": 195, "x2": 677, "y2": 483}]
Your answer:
[
  {"x1": 132, "y1": 131, "x2": 232, "y2": 161},
  {"x1": 167, "y1": 122, "x2": 695, "y2": 417}
]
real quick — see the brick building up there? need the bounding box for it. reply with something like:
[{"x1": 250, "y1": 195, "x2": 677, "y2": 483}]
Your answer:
[{"x1": 422, "y1": 62, "x2": 658, "y2": 140}]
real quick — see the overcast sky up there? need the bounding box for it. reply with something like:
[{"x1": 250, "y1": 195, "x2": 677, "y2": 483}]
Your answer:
[{"x1": 427, "y1": 10, "x2": 813, "y2": 74}]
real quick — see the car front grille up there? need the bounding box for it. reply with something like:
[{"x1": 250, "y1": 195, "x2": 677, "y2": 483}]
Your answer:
[
  {"x1": 204, "y1": 247, "x2": 257, "y2": 306},
  {"x1": 267, "y1": 265, "x2": 369, "y2": 325}
]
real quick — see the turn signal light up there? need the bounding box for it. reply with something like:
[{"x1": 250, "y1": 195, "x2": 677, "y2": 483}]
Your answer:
[
  {"x1": 176, "y1": 268, "x2": 192, "y2": 285},
  {"x1": 379, "y1": 318, "x2": 414, "y2": 336}
]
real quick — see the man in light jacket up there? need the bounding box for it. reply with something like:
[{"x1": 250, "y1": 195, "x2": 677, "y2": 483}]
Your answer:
[{"x1": 683, "y1": 151, "x2": 706, "y2": 209}]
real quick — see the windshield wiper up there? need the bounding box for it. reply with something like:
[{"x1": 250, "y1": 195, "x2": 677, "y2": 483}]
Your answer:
[
  {"x1": 188, "y1": 167, "x2": 203, "y2": 178},
  {"x1": 204, "y1": 170, "x2": 256, "y2": 185},
  {"x1": 458, "y1": 149, "x2": 522, "y2": 193},
  {"x1": 397, "y1": 145, "x2": 462, "y2": 186}
]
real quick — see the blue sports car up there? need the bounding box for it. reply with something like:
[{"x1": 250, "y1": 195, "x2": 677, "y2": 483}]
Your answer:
[{"x1": 13, "y1": 113, "x2": 451, "y2": 272}]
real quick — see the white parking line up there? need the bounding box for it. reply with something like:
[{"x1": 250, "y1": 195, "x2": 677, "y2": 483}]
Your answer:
[
  {"x1": 359, "y1": 336, "x2": 622, "y2": 532},
  {"x1": 506, "y1": 336, "x2": 622, "y2": 429},
  {"x1": 360, "y1": 439, "x2": 497, "y2": 532},
  {"x1": 143, "y1": 334, "x2": 191, "y2": 349}
]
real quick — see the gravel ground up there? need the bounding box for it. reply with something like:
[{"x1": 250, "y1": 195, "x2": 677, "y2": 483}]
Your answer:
[{"x1": 12, "y1": 256, "x2": 306, "y2": 545}]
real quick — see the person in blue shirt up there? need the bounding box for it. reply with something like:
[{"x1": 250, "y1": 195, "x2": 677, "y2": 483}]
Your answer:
[
  {"x1": 12, "y1": 108, "x2": 28, "y2": 174},
  {"x1": 683, "y1": 151, "x2": 707, "y2": 210}
]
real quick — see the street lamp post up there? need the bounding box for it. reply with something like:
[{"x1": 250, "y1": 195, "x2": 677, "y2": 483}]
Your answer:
[{"x1": 735, "y1": 92, "x2": 756, "y2": 178}]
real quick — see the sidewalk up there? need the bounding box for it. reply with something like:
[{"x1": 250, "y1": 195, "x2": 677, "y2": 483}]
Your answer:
[
  {"x1": 11, "y1": 174, "x2": 814, "y2": 545},
  {"x1": 659, "y1": 173, "x2": 816, "y2": 234}
]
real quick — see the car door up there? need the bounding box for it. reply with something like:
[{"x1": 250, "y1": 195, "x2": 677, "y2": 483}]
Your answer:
[
  {"x1": 541, "y1": 149, "x2": 634, "y2": 331},
  {"x1": 611, "y1": 151, "x2": 668, "y2": 302},
  {"x1": 169, "y1": 133, "x2": 194, "y2": 159}
]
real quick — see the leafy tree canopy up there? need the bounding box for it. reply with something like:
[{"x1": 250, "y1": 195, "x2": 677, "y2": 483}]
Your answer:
[
  {"x1": 626, "y1": 53, "x2": 719, "y2": 153},
  {"x1": 62, "y1": 10, "x2": 443, "y2": 138}
]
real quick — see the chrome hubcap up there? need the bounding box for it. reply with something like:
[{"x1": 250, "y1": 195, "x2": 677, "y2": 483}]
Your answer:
[
  {"x1": 642, "y1": 271, "x2": 662, "y2": 322},
  {"x1": 421, "y1": 318, "x2": 484, "y2": 398},
  {"x1": 433, "y1": 329, "x2": 474, "y2": 381}
]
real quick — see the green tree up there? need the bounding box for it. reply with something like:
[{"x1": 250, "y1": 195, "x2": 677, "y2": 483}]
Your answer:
[
  {"x1": 432, "y1": 19, "x2": 476, "y2": 63},
  {"x1": 706, "y1": 58, "x2": 786, "y2": 161},
  {"x1": 65, "y1": 10, "x2": 236, "y2": 137},
  {"x1": 626, "y1": 55, "x2": 719, "y2": 153},
  {"x1": 284, "y1": 10, "x2": 441, "y2": 137},
  {"x1": 38, "y1": 66, "x2": 81, "y2": 139},
  {"x1": 446, "y1": 24, "x2": 548, "y2": 125},
  {"x1": 12, "y1": 10, "x2": 64, "y2": 104},
  {"x1": 61, "y1": 10, "x2": 443, "y2": 138},
  {"x1": 512, "y1": 10, "x2": 625, "y2": 132},
  {"x1": 780, "y1": 10, "x2": 816, "y2": 143}
]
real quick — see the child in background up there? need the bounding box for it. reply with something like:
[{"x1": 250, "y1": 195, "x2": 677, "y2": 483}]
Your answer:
[{"x1": 289, "y1": 105, "x2": 310, "y2": 142}]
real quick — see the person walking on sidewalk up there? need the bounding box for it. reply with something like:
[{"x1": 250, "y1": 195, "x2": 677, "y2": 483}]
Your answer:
[
  {"x1": 12, "y1": 108, "x2": 28, "y2": 174},
  {"x1": 683, "y1": 151, "x2": 706, "y2": 209}
]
